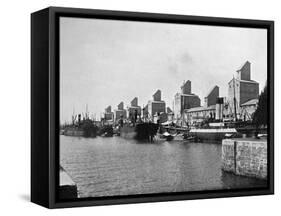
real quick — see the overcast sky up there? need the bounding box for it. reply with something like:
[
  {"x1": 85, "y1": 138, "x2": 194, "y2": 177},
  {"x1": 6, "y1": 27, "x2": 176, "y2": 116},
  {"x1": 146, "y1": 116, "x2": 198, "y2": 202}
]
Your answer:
[{"x1": 60, "y1": 17, "x2": 267, "y2": 123}]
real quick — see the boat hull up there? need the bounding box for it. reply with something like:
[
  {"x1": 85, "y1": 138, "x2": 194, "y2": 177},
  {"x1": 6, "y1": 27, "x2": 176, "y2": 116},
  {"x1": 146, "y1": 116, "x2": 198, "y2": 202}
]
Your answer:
[
  {"x1": 64, "y1": 126, "x2": 98, "y2": 137},
  {"x1": 120, "y1": 126, "x2": 137, "y2": 139},
  {"x1": 64, "y1": 128, "x2": 85, "y2": 137},
  {"x1": 120, "y1": 123, "x2": 158, "y2": 141},
  {"x1": 189, "y1": 128, "x2": 237, "y2": 142}
]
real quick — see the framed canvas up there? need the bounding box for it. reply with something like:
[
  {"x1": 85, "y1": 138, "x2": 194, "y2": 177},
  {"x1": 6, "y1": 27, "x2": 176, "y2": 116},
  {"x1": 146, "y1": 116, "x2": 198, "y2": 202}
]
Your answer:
[{"x1": 31, "y1": 6, "x2": 274, "y2": 208}]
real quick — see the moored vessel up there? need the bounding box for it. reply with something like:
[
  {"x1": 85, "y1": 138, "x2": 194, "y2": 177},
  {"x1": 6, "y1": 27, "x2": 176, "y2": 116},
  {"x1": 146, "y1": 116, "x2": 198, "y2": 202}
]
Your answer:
[
  {"x1": 120, "y1": 122, "x2": 159, "y2": 141},
  {"x1": 63, "y1": 116, "x2": 99, "y2": 138},
  {"x1": 189, "y1": 127, "x2": 237, "y2": 142}
]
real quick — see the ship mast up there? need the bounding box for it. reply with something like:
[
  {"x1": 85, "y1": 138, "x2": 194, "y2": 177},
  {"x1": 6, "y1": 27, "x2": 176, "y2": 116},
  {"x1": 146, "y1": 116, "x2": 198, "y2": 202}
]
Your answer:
[
  {"x1": 72, "y1": 106, "x2": 75, "y2": 125},
  {"x1": 233, "y1": 76, "x2": 237, "y2": 122},
  {"x1": 86, "y1": 104, "x2": 88, "y2": 120}
]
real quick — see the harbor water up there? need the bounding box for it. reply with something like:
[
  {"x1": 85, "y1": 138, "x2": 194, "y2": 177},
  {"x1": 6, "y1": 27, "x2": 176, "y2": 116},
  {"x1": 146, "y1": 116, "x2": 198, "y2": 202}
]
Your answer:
[{"x1": 60, "y1": 135, "x2": 267, "y2": 198}]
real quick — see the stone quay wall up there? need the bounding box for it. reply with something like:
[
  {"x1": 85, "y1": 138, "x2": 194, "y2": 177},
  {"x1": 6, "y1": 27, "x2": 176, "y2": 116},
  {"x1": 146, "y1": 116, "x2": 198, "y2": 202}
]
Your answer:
[{"x1": 222, "y1": 139, "x2": 267, "y2": 179}]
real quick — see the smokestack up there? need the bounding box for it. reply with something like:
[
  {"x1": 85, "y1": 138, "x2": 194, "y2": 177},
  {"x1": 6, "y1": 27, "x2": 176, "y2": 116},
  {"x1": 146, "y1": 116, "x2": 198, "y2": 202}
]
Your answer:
[{"x1": 215, "y1": 97, "x2": 224, "y2": 120}]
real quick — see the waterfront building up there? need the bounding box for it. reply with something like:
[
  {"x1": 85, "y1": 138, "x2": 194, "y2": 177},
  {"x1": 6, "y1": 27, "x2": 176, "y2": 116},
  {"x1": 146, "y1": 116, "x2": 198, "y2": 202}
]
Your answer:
[
  {"x1": 147, "y1": 90, "x2": 166, "y2": 117},
  {"x1": 184, "y1": 85, "x2": 223, "y2": 125},
  {"x1": 184, "y1": 105, "x2": 216, "y2": 126},
  {"x1": 104, "y1": 105, "x2": 114, "y2": 121},
  {"x1": 158, "y1": 107, "x2": 175, "y2": 126},
  {"x1": 173, "y1": 80, "x2": 201, "y2": 123},
  {"x1": 127, "y1": 97, "x2": 141, "y2": 120},
  {"x1": 184, "y1": 98, "x2": 227, "y2": 125},
  {"x1": 240, "y1": 98, "x2": 258, "y2": 121},
  {"x1": 114, "y1": 102, "x2": 127, "y2": 122},
  {"x1": 227, "y1": 61, "x2": 259, "y2": 120},
  {"x1": 204, "y1": 85, "x2": 219, "y2": 107},
  {"x1": 152, "y1": 112, "x2": 168, "y2": 124}
]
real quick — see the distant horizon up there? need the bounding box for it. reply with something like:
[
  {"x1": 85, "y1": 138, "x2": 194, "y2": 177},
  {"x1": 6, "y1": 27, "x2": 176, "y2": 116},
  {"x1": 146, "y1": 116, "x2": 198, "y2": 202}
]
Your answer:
[{"x1": 60, "y1": 17, "x2": 267, "y2": 123}]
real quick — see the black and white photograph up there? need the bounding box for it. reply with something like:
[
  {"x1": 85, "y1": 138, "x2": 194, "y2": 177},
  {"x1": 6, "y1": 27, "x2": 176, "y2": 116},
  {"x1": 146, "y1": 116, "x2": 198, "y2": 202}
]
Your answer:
[{"x1": 59, "y1": 16, "x2": 269, "y2": 200}]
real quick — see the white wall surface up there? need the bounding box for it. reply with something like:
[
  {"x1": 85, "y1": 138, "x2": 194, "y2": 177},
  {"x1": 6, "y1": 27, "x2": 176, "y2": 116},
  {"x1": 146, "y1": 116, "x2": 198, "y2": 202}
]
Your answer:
[{"x1": 0, "y1": 0, "x2": 279, "y2": 215}]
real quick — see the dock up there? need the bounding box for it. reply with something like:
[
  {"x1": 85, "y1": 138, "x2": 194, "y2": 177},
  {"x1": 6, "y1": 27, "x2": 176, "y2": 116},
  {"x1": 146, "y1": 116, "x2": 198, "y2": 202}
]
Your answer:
[
  {"x1": 222, "y1": 138, "x2": 267, "y2": 179},
  {"x1": 59, "y1": 166, "x2": 78, "y2": 199}
]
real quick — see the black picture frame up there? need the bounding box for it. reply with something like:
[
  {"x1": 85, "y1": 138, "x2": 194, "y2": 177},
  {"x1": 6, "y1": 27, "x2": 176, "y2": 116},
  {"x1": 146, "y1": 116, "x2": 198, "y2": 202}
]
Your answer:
[{"x1": 31, "y1": 6, "x2": 274, "y2": 209}]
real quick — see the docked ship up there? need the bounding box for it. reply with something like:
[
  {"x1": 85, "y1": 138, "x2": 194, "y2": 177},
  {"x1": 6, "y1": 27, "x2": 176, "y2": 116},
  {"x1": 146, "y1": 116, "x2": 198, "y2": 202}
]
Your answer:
[
  {"x1": 98, "y1": 125, "x2": 114, "y2": 137},
  {"x1": 63, "y1": 113, "x2": 99, "y2": 138},
  {"x1": 188, "y1": 122, "x2": 238, "y2": 142},
  {"x1": 116, "y1": 96, "x2": 160, "y2": 141},
  {"x1": 184, "y1": 67, "x2": 263, "y2": 142},
  {"x1": 120, "y1": 122, "x2": 159, "y2": 141},
  {"x1": 64, "y1": 121, "x2": 99, "y2": 137}
]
